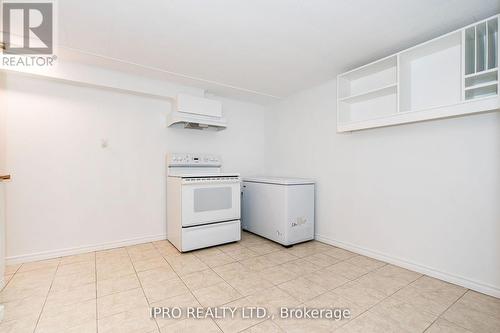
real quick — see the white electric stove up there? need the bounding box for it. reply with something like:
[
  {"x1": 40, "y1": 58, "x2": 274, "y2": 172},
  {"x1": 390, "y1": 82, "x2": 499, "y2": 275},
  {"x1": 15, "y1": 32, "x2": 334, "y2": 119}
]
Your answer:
[{"x1": 166, "y1": 153, "x2": 241, "y2": 252}]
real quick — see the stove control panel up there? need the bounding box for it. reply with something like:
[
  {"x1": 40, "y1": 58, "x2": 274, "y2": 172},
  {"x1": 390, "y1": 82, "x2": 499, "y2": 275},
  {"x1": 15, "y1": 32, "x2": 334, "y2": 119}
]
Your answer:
[{"x1": 168, "y1": 153, "x2": 221, "y2": 167}]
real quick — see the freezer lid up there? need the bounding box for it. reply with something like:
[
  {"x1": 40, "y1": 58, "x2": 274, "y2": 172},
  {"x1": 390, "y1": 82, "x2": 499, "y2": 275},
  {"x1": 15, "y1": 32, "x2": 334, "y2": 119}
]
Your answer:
[{"x1": 243, "y1": 176, "x2": 315, "y2": 185}]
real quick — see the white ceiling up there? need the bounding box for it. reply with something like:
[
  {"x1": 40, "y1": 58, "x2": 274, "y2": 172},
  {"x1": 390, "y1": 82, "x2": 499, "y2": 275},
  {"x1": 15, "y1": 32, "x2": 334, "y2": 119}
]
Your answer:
[{"x1": 58, "y1": 0, "x2": 499, "y2": 101}]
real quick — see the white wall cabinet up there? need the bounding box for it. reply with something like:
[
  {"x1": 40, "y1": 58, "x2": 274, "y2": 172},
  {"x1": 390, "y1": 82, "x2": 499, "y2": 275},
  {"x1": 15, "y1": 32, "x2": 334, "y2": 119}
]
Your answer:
[{"x1": 337, "y1": 15, "x2": 499, "y2": 132}]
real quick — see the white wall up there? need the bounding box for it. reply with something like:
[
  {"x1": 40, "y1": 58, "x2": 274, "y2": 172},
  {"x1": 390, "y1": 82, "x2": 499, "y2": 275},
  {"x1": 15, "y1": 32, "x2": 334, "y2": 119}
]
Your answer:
[
  {"x1": 267, "y1": 79, "x2": 500, "y2": 297},
  {"x1": 3, "y1": 73, "x2": 269, "y2": 263}
]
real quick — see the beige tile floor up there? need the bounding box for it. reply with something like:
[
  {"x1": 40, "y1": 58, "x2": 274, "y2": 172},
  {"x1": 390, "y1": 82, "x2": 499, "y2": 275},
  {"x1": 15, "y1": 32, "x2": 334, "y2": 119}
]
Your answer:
[{"x1": 1, "y1": 231, "x2": 499, "y2": 333}]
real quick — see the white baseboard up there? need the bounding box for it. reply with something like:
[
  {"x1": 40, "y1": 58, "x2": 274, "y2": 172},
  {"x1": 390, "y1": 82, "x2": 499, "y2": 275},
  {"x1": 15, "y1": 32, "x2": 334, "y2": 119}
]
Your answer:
[
  {"x1": 6, "y1": 234, "x2": 168, "y2": 265},
  {"x1": 315, "y1": 233, "x2": 500, "y2": 298}
]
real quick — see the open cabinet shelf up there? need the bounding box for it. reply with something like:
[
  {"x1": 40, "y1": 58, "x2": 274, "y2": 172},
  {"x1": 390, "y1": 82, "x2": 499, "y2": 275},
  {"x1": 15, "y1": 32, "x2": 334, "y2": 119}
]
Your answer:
[
  {"x1": 338, "y1": 56, "x2": 397, "y2": 99},
  {"x1": 464, "y1": 81, "x2": 498, "y2": 91},
  {"x1": 337, "y1": 56, "x2": 398, "y2": 124},
  {"x1": 339, "y1": 83, "x2": 397, "y2": 103},
  {"x1": 337, "y1": 14, "x2": 500, "y2": 132},
  {"x1": 464, "y1": 68, "x2": 497, "y2": 79},
  {"x1": 465, "y1": 83, "x2": 498, "y2": 100}
]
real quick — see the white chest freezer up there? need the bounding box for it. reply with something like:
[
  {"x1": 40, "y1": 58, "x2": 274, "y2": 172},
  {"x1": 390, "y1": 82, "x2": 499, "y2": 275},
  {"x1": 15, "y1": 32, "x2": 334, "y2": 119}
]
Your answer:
[{"x1": 242, "y1": 177, "x2": 315, "y2": 246}]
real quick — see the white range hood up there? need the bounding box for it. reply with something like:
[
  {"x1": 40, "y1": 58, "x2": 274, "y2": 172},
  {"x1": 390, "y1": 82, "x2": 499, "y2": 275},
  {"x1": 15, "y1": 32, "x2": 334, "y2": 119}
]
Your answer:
[{"x1": 167, "y1": 94, "x2": 227, "y2": 130}]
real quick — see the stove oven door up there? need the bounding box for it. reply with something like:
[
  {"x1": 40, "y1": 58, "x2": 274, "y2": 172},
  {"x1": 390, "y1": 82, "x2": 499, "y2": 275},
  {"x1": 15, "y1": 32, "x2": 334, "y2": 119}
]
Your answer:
[{"x1": 181, "y1": 177, "x2": 241, "y2": 227}]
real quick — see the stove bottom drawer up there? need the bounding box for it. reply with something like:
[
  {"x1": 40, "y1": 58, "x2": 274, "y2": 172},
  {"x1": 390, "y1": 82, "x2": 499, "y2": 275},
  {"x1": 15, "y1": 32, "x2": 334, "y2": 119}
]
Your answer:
[{"x1": 181, "y1": 220, "x2": 241, "y2": 252}]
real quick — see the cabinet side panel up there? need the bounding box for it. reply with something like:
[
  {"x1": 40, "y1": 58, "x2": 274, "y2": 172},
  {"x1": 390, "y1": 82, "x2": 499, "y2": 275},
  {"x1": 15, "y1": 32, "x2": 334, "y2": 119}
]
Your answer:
[{"x1": 167, "y1": 178, "x2": 182, "y2": 250}]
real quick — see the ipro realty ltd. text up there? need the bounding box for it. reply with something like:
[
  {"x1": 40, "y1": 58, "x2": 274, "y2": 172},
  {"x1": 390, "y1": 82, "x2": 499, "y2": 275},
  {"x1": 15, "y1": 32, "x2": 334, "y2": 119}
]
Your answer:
[{"x1": 151, "y1": 306, "x2": 351, "y2": 320}]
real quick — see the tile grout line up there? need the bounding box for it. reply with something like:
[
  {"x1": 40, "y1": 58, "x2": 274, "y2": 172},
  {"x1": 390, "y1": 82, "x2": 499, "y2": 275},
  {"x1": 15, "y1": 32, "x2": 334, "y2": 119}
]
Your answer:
[
  {"x1": 96, "y1": 239, "x2": 425, "y2": 333},
  {"x1": 31, "y1": 258, "x2": 61, "y2": 333},
  {"x1": 212, "y1": 241, "x2": 359, "y2": 305},
  {"x1": 287, "y1": 264, "x2": 387, "y2": 327},
  {"x1": 269, "y1": 253, "x2": 365, "y2": 329},
  {"x1": 207, "y1": 242, "x2": 363, "y2": 332},
  {"x1": 227, "y1": 242, "x2": 370, "y2": 332},
  {"x1": 155, "y1": 242, "x2": 226, "y2": 333},
  {"x1": 0, "y1": 239, "x2": 347, "y2": 333},
  {"x1": 1, "y1": 264, "x2": 22, "y2": 292},
  {"x1": 237, "y1": 320, "x2": 285, "y2": 333},
  {"x1": 126, "y1": 244, "x2": 162, "y2": 333},
  {"x1": 304, "y1": 236, "x2": 474, "y2": 330},
  {"x1": 200, "y1": 264, "x2": 259, "y2": 332},
  {"x1": 208, "y1": 244, "x2": 296, "y2": 301},
  {"x1": 10, "y1": 235, "x2": 488, "y2": 333},
  {"x1": 422, "y1": 288, "x2": 469, "y2": 333},
  {"x1": 271, "y1": 258, "x2": 354, "y2": 306},
  {"x1": 205, "y1": 263, "x2": 247, "y2": 302},
  {"x1": 153, "y1": 233, "x2": 352, "y2": 305},
  {"x1": 165, "y1": 243, "x2": 290, "y2": 331},
  {"x1": 328, "y1": 263, "x2": 428, "y2": 331}
]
